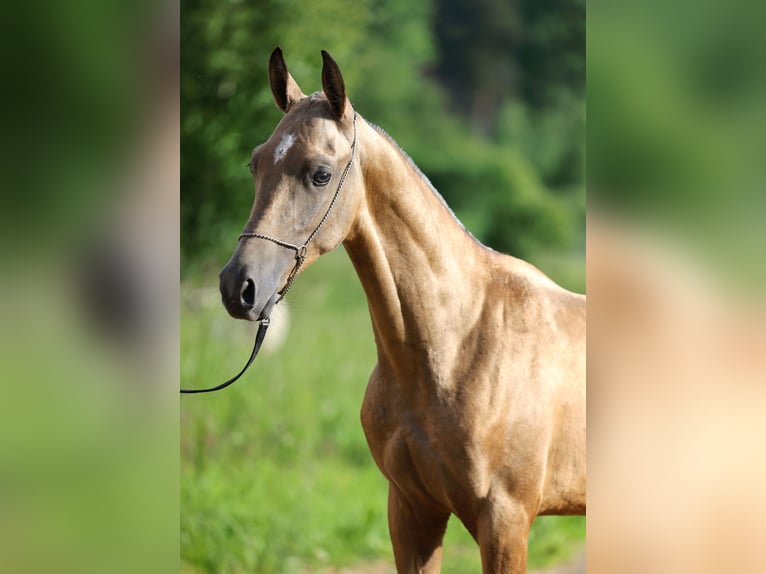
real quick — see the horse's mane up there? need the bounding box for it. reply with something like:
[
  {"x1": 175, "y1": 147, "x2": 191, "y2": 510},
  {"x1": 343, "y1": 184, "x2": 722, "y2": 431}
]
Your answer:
[{"x1": 364, "y1": 118, "x2": 490, "y2": 251}]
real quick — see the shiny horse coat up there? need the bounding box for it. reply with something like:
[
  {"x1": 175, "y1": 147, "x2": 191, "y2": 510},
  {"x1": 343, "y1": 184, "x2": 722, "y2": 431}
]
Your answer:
[{"x1": 219, "y1": 48, "x2": 586, "y2": 574}]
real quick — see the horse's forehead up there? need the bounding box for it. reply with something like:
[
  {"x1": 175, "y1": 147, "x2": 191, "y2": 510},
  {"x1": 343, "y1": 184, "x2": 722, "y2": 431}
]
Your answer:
[
  {"x1": 269, "y1": 112, "x2": 339, "y2": 158},
  {"x1": 271, "y1": 132, "x2": 298, "y2": 165}
]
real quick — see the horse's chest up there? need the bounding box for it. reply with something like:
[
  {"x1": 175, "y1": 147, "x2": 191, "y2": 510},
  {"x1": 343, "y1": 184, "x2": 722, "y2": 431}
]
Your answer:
[{"x1": 360, "y1": 369, "x2": 476, "y2": 512}]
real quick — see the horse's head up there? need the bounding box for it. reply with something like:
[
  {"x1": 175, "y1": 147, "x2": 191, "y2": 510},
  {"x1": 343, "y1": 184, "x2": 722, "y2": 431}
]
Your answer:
[{"x1": 219, "y1": 48, "x2": 360, "y2": 321}]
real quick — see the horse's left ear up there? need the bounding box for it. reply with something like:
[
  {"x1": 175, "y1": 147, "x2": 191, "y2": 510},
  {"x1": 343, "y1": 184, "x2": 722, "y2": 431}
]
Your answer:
[{"x1": 321, "y1": 50, "x2": 351, "y2": 121}]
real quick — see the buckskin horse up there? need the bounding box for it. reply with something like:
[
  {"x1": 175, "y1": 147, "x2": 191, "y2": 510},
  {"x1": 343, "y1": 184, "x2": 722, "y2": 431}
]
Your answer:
[{"x1": 218, "y1": 48, "x2": 586, "y2": 574}]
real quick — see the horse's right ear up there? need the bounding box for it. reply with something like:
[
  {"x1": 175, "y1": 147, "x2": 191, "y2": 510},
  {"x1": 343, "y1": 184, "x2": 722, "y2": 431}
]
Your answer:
[{"x1": 268, "y1": 47, "x2": 305, "y2": 113}]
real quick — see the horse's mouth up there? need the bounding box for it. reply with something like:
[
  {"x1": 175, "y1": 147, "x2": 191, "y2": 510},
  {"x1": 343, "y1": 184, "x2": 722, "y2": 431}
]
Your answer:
[
  {"x1": 257, "y1": 291, "x2": 280, "y2": 322},
  {"x1": 220, "y1": 275, "x2": 282, "y2": 322}
]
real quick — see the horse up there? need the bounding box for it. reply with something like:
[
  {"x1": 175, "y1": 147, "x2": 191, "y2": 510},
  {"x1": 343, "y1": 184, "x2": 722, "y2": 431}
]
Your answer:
[{"x1": 218, "y1": 47, "x2": 586, "y2": 574}]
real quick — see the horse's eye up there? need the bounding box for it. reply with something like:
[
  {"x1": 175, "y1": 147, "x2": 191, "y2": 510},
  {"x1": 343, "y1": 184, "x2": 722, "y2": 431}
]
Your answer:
[{"x1": 311, "y1": 169, "x2": 332, "y2": 187}]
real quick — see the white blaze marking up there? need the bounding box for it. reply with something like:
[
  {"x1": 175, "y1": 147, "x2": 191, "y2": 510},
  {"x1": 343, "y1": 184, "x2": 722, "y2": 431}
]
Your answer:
[{"x1": 273, "y1": 133, "x2": 296, "y2": 164}]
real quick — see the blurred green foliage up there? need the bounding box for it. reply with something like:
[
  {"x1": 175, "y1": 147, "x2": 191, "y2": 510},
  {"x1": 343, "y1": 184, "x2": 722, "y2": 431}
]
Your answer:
[{"x1": 181, "y1": 0, "x2": 584, "y2": 277}]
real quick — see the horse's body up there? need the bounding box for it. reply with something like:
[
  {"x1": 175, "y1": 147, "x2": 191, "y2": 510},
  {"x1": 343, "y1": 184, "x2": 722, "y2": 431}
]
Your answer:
[{"x1": 219, "y1": 48, "x2": 585, "y2": 574}]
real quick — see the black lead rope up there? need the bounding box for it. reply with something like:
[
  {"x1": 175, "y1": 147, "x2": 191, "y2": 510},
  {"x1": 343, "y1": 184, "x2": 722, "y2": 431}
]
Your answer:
[
  {"x1": 180, "y1": 111, "x2": 357, "y2": 395},
  {"x1": 180, "y1": 318, "x2": 270, "y2": 394}
]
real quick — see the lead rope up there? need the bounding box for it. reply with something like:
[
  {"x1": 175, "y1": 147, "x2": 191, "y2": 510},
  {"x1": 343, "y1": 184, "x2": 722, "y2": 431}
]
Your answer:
[
  {"x1": 180, "y1": 111, "x2": 357, "y2": 394},
  {"x1": 179, "y1": 318, "x2": 270, "y2": 394}
]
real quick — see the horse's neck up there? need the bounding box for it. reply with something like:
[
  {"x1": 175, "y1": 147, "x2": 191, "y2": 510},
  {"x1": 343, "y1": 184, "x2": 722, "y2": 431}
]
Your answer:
[{"x1": 343, "y1": 121, "x2": 488, "y2": 382}]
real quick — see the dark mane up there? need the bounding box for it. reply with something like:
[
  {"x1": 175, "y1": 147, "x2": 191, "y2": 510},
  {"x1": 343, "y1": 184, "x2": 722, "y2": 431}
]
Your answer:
[{"x1": 364, "y1": 118, "x2": 491, "y2": 251}]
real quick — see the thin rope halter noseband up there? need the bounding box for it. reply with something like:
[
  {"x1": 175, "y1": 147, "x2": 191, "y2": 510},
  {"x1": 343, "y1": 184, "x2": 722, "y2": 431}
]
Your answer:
[{"x1": 180, "y1": 111, "x2": 357, "y2": 394}]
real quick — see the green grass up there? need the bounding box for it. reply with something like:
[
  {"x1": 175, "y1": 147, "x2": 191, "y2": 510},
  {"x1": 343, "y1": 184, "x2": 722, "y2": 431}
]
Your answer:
[{"x1": 181, "y1": 248, "x2": 584, "y2": 573}]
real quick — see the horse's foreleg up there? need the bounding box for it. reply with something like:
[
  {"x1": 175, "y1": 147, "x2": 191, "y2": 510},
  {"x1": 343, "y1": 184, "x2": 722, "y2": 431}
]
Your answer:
[
  {"x1": 388, "y1": 483, "x2": 450, "y2": 574},
  {"x1": 477, "y1": 496, "x2": 532, "y2": 574}
]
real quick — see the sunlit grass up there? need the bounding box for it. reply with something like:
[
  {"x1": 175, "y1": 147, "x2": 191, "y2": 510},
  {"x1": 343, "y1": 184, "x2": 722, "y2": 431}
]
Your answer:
[{"x1": 181, "y1": 248, "x2": 584, "y2": 573}]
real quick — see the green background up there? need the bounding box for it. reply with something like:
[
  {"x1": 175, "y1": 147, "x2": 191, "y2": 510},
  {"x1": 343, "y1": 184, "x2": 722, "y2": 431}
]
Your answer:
[{"x1": 181, "y1": 0, "x2": 585, "y2": 571}]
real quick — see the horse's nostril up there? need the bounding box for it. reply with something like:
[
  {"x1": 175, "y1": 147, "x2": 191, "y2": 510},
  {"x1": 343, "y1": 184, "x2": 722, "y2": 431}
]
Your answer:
[{"x1": 240, "y1": 278, "x2": 256, "y2": 307}]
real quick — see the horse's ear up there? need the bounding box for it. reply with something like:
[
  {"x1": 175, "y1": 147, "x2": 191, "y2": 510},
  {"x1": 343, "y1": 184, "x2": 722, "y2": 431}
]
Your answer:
[
  {"x1": 321, "y1": 50, "x2": 350, "y2": 120},
  {"x1": 269, "y1": 47, "x2": 305, "y2": 113}
]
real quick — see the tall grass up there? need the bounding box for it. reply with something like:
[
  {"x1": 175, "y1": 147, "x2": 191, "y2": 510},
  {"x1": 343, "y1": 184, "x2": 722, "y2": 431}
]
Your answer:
[{"x1": 181, "y1": 249, "x2": 584, "y2": 573}]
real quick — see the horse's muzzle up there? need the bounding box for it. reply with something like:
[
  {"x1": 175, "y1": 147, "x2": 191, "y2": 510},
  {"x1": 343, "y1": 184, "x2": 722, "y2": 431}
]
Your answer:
[{"x1": 219, "y1": 262, "x2": 258, "y2": 320}]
